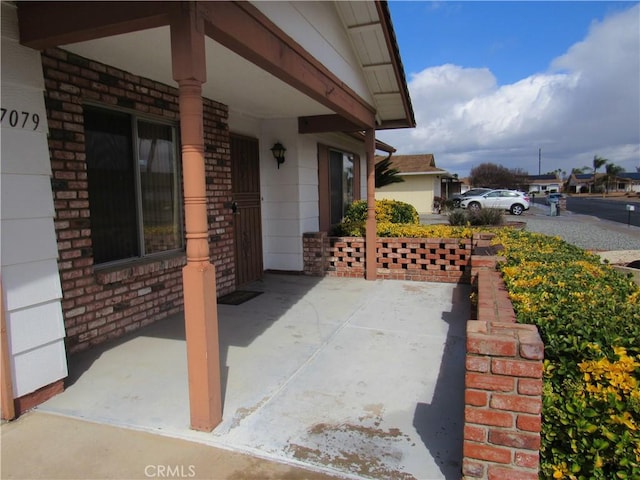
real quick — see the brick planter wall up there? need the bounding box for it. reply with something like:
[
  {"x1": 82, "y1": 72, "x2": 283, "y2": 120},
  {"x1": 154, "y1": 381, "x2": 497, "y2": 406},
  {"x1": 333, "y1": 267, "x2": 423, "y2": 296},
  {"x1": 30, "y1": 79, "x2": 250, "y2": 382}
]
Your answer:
[
  {"x1": 42, "y1": 48, "x2": 234, "y2": 353},
  {"x1": 464, "y1": 259, "x2": 544, "y2": 479},
  {"x1": 302, "y1": 232, "x2": 496, "y2": 283}
]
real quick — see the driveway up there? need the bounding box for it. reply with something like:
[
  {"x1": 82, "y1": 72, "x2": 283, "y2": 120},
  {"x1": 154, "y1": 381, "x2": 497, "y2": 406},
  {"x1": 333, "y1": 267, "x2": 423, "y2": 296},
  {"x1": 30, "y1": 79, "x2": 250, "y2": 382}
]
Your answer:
[{"x1": 38, "y1": 274, "x2": 470, "y2": 480}]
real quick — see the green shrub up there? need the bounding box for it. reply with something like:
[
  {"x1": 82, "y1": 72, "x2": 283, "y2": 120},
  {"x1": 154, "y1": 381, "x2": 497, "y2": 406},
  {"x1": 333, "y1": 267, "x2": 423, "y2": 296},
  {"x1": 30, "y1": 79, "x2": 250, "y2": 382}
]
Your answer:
[
  {"x1": 341, "y1": 199, "x2": 419, "y2": 225},
  {"x1": 492, "y1": 229, "x2": 640, "y2": 480},
  {"x1": 448, "y1": 209, "x2": 468, "y2": 226},
  {"x1": 447, "y1": 208, "x2": 504, "y2": 226},
  {"x1": 470, "y1": 208, "x2": 504, "y2": 226}
]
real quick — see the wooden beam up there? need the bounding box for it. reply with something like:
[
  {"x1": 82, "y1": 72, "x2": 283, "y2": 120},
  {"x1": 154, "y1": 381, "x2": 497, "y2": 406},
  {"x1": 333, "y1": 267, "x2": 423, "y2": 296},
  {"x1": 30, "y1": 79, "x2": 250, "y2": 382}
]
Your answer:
[
  {"x1": 375, "y1": 1, "x2": 416, "y2": 129},
  {"x1": 17, "y1": 1, "x2": 176, "y2": 50},
  {"x1": 365, "y1": 128, "x2": 377, "y2": 281},
  {"x1": 0, "y1": 277, "x2": 15, "y2": 420},
  {"x1": 199, "y1": 1, "x2": 376, "y2": 129},
  {"x1": 298, "y1": 115, "x2": 362, "y2": 134}
]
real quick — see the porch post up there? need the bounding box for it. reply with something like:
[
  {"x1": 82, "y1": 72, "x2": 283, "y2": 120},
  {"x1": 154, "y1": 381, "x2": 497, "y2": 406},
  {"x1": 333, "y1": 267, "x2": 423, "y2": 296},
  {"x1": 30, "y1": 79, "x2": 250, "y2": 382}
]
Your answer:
[
  {"x1": 170, "y1": 5, "x2": 222, "y2": 431},
  {"x1": 365, "y1": 128, "x2": 377, "y2": 280}
]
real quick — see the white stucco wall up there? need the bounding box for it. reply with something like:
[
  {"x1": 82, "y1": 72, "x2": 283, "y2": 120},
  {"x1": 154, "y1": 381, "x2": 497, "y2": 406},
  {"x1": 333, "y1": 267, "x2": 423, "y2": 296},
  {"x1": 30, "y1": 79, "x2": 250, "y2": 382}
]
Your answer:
[
  {"x1": 229, "y1": 110, "x2": 368, "y2": 272},
  {"x1": 1, "y1": 1, "x2": 68, "y2": 397},
  {"x1": 376, "y1": 174, "x2": 441, "y2": 214}
]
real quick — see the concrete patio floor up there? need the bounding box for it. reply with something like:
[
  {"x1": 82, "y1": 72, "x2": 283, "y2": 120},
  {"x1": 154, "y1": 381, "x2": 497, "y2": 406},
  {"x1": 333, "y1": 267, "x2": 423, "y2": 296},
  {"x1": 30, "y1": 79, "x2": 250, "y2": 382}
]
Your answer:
[{"x1": 39, "y1": 274, "x2": 470, "y2": 480}]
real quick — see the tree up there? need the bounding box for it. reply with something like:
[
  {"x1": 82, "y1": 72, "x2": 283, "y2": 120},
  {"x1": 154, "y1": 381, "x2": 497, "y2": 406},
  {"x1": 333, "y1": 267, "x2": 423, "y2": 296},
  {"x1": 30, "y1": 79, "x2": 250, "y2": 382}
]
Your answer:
[
  {"x1": 604, "y1": 162, "x2": 624, "y2": 192},
  {"x1": 591, "y1": 155, "x2": 607, "y2": 193},
  {"x1": 469, "y1": 162, "x2": 528, "y2": 190},
  {"x1": 564, "y1": 167, "x2": 588, "y2": 192},
  {"x1": 375, "y1": 156, "x2": 404, "y2": 188}
]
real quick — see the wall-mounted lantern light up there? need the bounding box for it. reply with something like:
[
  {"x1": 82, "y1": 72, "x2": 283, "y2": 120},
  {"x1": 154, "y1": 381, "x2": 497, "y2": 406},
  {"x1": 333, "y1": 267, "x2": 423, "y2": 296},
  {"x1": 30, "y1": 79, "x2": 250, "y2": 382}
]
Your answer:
[{"x1": 271, "y1": 142, "x2": 286, "y2": 169}]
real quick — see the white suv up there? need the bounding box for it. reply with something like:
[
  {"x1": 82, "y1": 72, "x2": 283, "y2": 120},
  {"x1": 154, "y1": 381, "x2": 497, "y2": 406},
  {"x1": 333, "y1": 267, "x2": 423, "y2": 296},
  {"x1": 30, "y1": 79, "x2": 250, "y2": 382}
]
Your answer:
[{"x1": 460, "y1": 189, "x2": 530, "y2": 215}]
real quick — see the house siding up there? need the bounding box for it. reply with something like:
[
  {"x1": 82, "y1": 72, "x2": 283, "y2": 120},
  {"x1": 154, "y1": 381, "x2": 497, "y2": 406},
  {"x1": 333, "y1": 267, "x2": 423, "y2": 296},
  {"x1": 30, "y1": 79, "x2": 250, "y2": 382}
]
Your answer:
[
  {"x1": 1, "y1": 2, "x2": 68, "y2": 401},
  {"x1": 41, "y1": 48, "x2": 234, "y2": 354},
  {"x1": 376, "y1": 175, "x2": 438, "y2": 214}
]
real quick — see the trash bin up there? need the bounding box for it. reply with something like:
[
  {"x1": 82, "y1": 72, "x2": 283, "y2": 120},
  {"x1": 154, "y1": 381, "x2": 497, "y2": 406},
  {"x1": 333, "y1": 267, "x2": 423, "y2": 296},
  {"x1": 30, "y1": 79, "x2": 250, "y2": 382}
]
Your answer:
[{"x1": 550, "y1": 202, "x2": 557, "y2": 216}]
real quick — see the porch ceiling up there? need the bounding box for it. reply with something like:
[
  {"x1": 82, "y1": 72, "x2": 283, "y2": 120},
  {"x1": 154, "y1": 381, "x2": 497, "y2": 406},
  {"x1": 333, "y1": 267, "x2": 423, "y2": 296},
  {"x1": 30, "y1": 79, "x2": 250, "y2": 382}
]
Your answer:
[
  {"x1": 18, "y1": 1, "x2": 414, "y2": 130},
  {"x1": 63, "y1": 27, "x2": 333, "y2": 120}
]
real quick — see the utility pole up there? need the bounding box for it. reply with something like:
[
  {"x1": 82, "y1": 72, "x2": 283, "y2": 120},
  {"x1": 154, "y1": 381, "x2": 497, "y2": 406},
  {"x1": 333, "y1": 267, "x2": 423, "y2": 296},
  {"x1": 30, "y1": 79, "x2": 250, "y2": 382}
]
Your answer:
[{"x1": 538, "y1": 148, "x2": 541, "y2": 175}]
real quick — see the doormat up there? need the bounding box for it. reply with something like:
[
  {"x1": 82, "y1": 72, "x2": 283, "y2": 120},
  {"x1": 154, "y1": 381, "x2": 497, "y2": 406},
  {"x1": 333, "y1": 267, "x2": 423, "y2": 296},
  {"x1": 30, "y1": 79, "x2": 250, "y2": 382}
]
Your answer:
[{"x1": 218, "y1": 290, "x2": 263, "y2": 305}]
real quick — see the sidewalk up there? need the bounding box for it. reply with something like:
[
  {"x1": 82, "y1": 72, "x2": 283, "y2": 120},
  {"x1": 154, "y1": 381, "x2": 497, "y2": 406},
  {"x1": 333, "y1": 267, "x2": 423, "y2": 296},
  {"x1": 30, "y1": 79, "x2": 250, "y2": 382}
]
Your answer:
[{"x1": 1, "y1": 411, "x2": 342, "y2": 479}]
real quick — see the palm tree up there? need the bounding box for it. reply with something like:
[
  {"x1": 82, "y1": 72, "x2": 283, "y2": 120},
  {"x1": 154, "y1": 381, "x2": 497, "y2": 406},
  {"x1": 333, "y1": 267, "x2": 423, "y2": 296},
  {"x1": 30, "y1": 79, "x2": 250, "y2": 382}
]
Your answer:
[
  {"x1": 605, "y1": 163, "x2": 624, "y2": 193},
  {"x1": 375, "y1": 156, "x2": 404, "y2": 188},
  {"x1": 591, "y1": 155, "x2": 607, "y2": 193}
]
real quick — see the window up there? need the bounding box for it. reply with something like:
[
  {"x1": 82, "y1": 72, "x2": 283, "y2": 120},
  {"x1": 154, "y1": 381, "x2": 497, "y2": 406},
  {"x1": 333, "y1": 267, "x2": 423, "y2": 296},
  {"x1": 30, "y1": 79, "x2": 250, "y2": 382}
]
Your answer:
[
  {"x1": 318, "y1": 144, "x2": 360, "y2": 231},
  {"x1": 329, "y1": 150, "x2": 355, "y2": 225},
  {"x1": 85, "y1": 106, "x2": 182, "y2": 264}
]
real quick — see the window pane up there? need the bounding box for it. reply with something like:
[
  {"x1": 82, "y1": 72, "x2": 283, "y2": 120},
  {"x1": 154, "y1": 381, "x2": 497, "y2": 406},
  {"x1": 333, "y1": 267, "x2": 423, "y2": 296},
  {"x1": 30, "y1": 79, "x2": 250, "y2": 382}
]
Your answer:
[
  {"x1": 342, "y1": 154, "x2": 354, "y2": 212},
  {"x1": 137, "y1": 121, "x2": 182, "y2": 254},
  {"x1": 329, "y1": 150, "x2": 356, "y2": 226},
  {"x1": 329, "y1": 151, "x2": 343, "y2": 225},
  {"x1": 85, "y1": 108, "x2": 138, "y2": 264}
]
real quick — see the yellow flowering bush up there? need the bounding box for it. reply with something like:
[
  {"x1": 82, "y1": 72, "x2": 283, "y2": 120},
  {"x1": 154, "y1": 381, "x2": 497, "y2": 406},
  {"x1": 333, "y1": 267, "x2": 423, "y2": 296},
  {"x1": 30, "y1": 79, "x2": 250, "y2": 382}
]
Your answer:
[{"x1": 493, "y1": 229, "x2": 640, "y2": 479}]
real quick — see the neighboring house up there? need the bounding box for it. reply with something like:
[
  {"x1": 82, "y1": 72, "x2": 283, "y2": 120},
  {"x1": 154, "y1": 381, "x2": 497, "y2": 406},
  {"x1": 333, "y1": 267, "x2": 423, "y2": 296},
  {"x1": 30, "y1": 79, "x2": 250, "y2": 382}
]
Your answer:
[
  {"x1": 566, "y1": 173, "x2": 607, "y2": 193},
  {"x1": 0, "y1": 1, "x2": 415, "y2": 428},
  {"x1": 526, "y1": 174, "x2": 562, "y2": 195},
  {"x1": 374, "y1": 154, "x2": 455, "y2": 214},
  {"x1": 618, "y1": 172, "x2": 640, "y2": 193},
  {"x1": 459, "y1": 178, "x2": 473, "y2": 194},
  {"x1": 613, "y1": 172, "x2": 640, "y2": 193}
]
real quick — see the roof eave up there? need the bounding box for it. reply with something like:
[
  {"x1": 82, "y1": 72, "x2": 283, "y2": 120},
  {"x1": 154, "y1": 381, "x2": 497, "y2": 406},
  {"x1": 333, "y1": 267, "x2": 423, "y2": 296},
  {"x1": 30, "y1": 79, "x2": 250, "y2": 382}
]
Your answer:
[{"x1": 375, "y1": 1, "x2": 416, "y2": 130}]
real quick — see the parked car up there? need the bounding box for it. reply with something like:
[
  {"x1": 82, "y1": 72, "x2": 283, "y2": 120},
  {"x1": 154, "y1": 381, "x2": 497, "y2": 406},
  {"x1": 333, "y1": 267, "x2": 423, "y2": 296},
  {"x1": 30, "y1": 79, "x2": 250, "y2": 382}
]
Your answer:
[
  {"x1": 460, "y1": 189, "x2": 530, "y2": 215},
  {"x1": 545, "y1": 193, "x2": 564, "y2": 205},
  {"x1": 449, "y1": 188, "x2": 492, "y2": 208}
]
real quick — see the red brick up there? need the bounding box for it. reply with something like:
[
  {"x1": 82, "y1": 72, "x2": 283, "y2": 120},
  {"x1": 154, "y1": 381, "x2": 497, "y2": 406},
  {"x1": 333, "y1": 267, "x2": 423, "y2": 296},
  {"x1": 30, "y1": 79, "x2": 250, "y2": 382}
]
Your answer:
[
  {"x1": 516, "y1": 414, "x2": 542, "y2": 432},
  {"x1": 465, "y1": 407, "x2": 514, "y2": 427},
  {"x1": 468, "y1": 333, "x2": 517, "y2": 356},
  {"x1": 492, "y1": 358, "x2": 543, "y2": 378},
  {"x1": 462, "y1": 458, "x2": 485, "y2": 478},
  {"x1": 466, "y1": 373, "x2": 515, "y2": 392},
  {"x1": 518, "y1": 378, "x2": 543, "y2": 396},
  {"x1": 490, "y1": 394, "x2": 542, "y2": 414},
  {"x1": 464, "y1": 425, "x2": 486, "y2": 442},
  {"x1": 515, "y1": 451, "x2": 539, "y2": 469},
  {"x1": 464, "y1": 441, "x2": 511, "y2": 464},
  {"x1": 488, "y1": 465, "x2": 538, "y2": 480},
  {"x1": 489, "y1": 429, "x2": 541, "y2": 450},
  {"x1": 466, "y1": 390, "x2": 488, "y2": 406}
]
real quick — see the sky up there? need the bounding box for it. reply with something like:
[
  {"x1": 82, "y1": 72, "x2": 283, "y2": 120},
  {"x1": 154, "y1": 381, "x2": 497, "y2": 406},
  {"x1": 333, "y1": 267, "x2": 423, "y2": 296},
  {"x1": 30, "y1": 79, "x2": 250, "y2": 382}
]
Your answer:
[{"x1": 377, "y1": 1, "x2": 640, "y2": 179}]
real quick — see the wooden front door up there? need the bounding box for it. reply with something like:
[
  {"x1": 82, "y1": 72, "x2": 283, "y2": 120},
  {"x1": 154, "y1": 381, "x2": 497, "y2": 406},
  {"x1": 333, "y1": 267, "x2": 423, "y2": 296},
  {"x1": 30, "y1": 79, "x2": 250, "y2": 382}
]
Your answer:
[{"x1": 231, "y1": 134, "x2": 263, "y2": 287}]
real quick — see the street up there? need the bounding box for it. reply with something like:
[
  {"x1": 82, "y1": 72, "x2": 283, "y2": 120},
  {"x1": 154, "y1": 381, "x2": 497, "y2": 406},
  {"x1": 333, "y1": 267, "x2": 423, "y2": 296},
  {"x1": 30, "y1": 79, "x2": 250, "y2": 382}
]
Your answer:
[{"x1": 533, "y1": 196, "x2": 640, "y2": 228}]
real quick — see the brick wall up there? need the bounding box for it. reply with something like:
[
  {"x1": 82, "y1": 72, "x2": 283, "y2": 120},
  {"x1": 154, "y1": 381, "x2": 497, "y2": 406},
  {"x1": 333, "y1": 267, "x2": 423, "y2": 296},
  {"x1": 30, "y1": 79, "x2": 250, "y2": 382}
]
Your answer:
[
  {"x1": 302, "y1": 232, "x2": 500, "y2": 283},
  {"x1": 42, "y1": 48, "x2": 234, "y2": 354},
  {"x1": 463, "y1": 262, "x2": 543, "y2": 479},
  {"x1": 303, "y1": 232, "x2": 327, "y2": 276}
]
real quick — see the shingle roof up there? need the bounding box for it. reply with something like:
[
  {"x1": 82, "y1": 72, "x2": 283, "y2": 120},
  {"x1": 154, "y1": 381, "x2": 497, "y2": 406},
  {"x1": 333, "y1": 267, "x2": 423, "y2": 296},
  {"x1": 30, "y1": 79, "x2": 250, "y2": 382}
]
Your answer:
[
  {"x1": 528, "y1": 174, "x2": 557, "y2": 181},
  {"x1": 575, "y1": 174, "x2": 594, "y2": 180},
  {"x1": 619, "y1": 172, "x2": 640, "y2": 180},
  {"x1": 375, "y1": 154, "x2": 443, "y2": 174}
]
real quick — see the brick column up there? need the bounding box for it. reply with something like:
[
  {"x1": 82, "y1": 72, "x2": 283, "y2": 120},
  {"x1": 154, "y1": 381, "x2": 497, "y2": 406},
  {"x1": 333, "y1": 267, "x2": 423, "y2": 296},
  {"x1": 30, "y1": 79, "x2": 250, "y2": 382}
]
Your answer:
[
  {"x1": 171, "y1": 5, "x2": 222, "y2": 432},
  {"x1": 303, "y1": 232, "x2": 327, "y2": 276}
]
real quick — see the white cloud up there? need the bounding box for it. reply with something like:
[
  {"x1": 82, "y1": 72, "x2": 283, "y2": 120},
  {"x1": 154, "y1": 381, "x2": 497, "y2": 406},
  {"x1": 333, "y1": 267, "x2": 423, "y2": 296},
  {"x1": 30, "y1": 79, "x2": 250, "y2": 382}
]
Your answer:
[{"x1": 379, "y1": 4, "x2": 640, "y2": 177}]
